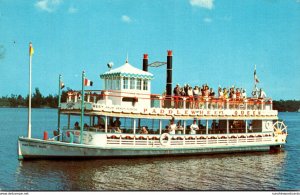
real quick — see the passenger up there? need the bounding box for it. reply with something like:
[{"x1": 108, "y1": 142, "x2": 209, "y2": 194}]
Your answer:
[
  {"x1": 236, "y1": 88, "x2": 241, "y2": 99},
  {"x1": 204, "y1": 86, "x2": 210, "y2": 97},
  {"x1": 97, "y1": 116, "x2": 105, "y2": 128},
  {"x1": 176, "y1": 121, "x2": 183, "y2": 131},
  {"x1": 218, "y1": 87, "x2": 224, "y2": 98},
  {"x1": 187, "y1": 87, "x2": 193, "y2": 108},
  {"x1": 223, "y1": 88, "x2": 229, "y2": 99},
  {"x1": 190, "y1": 119, "x2": 199, "y2": 134},
  {"x1": 173, "y1": 84, "x2": 181, "y2": 96},
  {"x1": 193, "y1": 86, "x2": 199, "y2": 108},
  {"x1": 211, "y1": 120, "x2": 218, "y2": 130},
  {"x1": 168, "y1": 120, "x2": 176, "y2": 134},
  {"x1": 115, "y1": 127, "x2": 122, "y2": 133},
  {"x1": 209, "y1": 88, "x2": 215, "y2": 97},
  {"x1": 84, "y1": 123, "x2": 89, "y2": 129},
  {"x1": 74, "y1": 121, "x2": 80, "y2": 130},
  {"x1": 184, "y1": 84, "x2": 189, "y2": 97},
  {"x1": 113, "y1": 117, "x2": 121, "y2": 128},
  {"x1": 140, "y1": 126, "x2": 148, "y2": 134},
  {"x1": 242, "y1": 89, "x2": 247, "y2": 99},
  {"x1": 259, "y1": 88, "x2": 267, "y2": 98}
]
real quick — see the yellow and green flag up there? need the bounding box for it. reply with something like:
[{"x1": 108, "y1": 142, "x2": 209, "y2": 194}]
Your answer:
[{"x1": 29, "y1": 42, "x2": 34, "y2": 56}]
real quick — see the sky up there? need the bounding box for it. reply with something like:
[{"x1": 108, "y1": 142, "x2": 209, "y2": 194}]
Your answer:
[{"x1": 0, "y1": 0, "x2": 300, "y2": 100}]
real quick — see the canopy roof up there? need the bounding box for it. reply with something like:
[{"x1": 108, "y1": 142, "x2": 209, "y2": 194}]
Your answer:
[{"x1": 100, "y1": 62, "x2": 154, "y2": 79}]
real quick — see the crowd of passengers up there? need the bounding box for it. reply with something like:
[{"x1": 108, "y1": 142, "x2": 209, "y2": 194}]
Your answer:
[
  {"x1": 172, "y1": 84, "x2": 266, "y2": 99},
  {"x1": 74, "y1": 116, "x2": 251, "y2": 135},
  {"x1": 170, "y1": 84, "x2": 267, "y2": 108}
]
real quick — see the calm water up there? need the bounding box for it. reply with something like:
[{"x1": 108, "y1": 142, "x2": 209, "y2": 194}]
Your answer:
[{"x1": 0, "y1": 108, "x2": 299, "y2": 191}]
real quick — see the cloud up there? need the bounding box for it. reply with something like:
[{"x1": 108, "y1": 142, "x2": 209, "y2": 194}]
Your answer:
[
  {"x1": 190, "y1": 0, "x2": 214, "y2": 10},
  {"x1": 68, "y1": 6, "x2": 78, "y2": 14},
  {"x1": 203, "y1": 17, "x2": 212, "y2": 23},
  {"x1": 35, "y1": 0, "x2": 62, "y2": 13},
  {"x1": 121, "y1": 15, "x2": 132, "y2": 23}
]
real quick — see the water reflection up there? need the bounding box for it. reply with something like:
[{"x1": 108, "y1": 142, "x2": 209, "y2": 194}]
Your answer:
[{"x1": 15, "y1": 152, "x2": 287, "y2": 191}]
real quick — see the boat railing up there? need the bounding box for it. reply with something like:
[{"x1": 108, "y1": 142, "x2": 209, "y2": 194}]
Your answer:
[
  {"x1": 105, "y1": 132, "x2": 274, "y2": 146},
  {"x1": 64, "y1": 90, "x2": 273, "y2": 110}
]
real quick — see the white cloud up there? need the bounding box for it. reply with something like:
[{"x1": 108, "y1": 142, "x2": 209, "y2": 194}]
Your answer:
[
  {"x1": 121, "y1": 15, "x2": 132, "y2": 23},
  {"x1": 68, "y1": 6, "x2": 78, "y2": 14},
  {"x1": 35, "y1": 0, "x2": 62, "y2": 13},
  {"x1": 203, "y1": 17, "x2": 212, "y2": 23},
  {"x1": 190, "y1": 0, "x2": 214, "y2": 10}
]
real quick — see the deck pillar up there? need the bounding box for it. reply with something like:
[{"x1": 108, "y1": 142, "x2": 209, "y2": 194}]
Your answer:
[
  {"x1": 133, "y1": 118, "x2": 136, "y2": 134},
  {"x1": 260, "y1": 99, "x2": 264, "y2": 110},
  {"x1": 226, "y1": 120, "x2": 229, "y2": 134},
  {"x1": 206, "y1": 120, "x2": 208, "y2": 134},
  {"x1": 105, "y1": 116, "x2": 108, "y2": 133},
  {"x1": 67, "y1": 114, "x2": 70, "y2": 129},
  {"x1": 245, "y1": 120, "x2": 248, "y2": 133},
  {"x1": 183, "y1": 120, "x2": 186, "y2": 134},
  {"x1": 159, "y1": 119, "x2": 162, "y2": 134}
]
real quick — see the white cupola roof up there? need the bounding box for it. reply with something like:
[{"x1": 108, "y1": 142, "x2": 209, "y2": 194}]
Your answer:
[{"x1": 100, "y1": 62, "x2": 154, "y2": 80}]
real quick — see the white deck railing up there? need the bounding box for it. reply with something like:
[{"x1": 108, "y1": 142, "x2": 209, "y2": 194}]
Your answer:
[{"x1": 105, "y1": 133, "x2": 273, "y2": 147}]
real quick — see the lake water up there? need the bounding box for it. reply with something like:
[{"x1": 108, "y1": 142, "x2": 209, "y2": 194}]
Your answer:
[{"x1": 0, "y1": 108, "x2": 299, "y2": 191}]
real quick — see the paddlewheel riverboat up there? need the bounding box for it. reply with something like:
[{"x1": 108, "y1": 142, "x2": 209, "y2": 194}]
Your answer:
[{"x1": 18, "y1": 51, "x2": 288, "y2": 159}]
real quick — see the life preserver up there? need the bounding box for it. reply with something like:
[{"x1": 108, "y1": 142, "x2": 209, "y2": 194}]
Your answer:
[
  {"x1": 265, "y1": 121, "x2": 272, "y2": 130},
  {"x1": 160, "y1": 133, "x2": 171, "y2": 146},
  {"x1": 74, "y1": 131, "x2": 81, "y2": 136}
]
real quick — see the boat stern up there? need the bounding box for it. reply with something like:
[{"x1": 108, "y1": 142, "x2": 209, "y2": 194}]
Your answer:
[{"x1": 18, "y1": 137, "x2": 24, "y2": 160}]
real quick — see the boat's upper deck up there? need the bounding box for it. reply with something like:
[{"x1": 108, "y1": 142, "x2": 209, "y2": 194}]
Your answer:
[{"x1": 60, "y1": 90, "x2": 277, "y2": 120}]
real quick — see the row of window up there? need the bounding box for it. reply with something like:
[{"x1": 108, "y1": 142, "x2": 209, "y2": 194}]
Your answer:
[{"x1": 104, "y1": 77, "x2": 148, "y2": 91}]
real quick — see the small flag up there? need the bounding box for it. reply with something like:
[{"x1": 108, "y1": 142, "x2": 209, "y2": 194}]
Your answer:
[
  {"x1": 29, "y1": 42, "x2": 34, "y2": 56},
  {"x1": 60, "y1": 81, "x2": 65, "y2": 89},
  {"x1": 84, "y1": 78, "x2": 93, "y2": 86},
  {"x1": 254, "y1": 65, "x2": 259, "y2": 83}
]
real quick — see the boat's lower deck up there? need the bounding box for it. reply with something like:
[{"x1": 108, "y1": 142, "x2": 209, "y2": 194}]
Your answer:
[{"x1": 18, "y1": 132, "x2": 286, "y2": 160}]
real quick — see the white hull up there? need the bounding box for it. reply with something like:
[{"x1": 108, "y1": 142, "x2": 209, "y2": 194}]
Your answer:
[{"x1": 18, "y1": 136, "x2": 284, "y2": 160}]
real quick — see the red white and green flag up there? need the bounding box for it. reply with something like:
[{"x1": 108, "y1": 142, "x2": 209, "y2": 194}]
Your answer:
[{"x1": 84, "y1": 78, "x2": 93, "y2": 86}]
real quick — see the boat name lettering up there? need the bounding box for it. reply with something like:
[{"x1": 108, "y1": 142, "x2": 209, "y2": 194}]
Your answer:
[
  {"x1": 142, "y1": 109, "x2": 267, "y2": 116},
  {"x1": 22, "y1": 143, "x2": 46, "y2": 148}
]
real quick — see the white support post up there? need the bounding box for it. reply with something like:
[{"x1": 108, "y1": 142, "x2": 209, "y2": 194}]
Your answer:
[
  {"x1": 206, "y1": 120, "x2": 209, "y2": 134},
  {"x1": 87, "y1": 93, "x2": 90, "y2": 102},
  {"x1": 67, "y1": 114, "x2": 70, "y2": 129},
  {"x1": 105, "y1": 116, "x2": 108, "y2": 133},
  {"x1": 226, "y1": 120, "x2": 229, "y2": 134},
  {"x1": 245, "y1": 120, "x2": 248, "y2": 134},
  {"x1": 159, "y1": 119, "x2": 162, "y2": 134},
  {"x1": 133, "y1": 118, "x2": 136, "y2": 134},
  {"x1": 183, "y1": 120, "x2": 186, "y2": 134}
]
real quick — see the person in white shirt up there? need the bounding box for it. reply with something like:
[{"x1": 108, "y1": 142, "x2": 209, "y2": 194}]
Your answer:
[
  {"x1": 259, "y1": 88, "x2": 266, "y2": 98},
  {"x1": 168, "y1": 120, "x2": 176, "y2": 134},
  {"x1": 190, "y1": 120, "x2": 199, "y2": 134}
]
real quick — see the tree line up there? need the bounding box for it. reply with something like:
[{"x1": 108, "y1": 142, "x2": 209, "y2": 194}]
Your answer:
[
  {"x1": 0, "y1": 88, "x2": 68, "y2": 108},
  {"x1": 0, "y1": 88, "x2": 299, "y2": 112}
]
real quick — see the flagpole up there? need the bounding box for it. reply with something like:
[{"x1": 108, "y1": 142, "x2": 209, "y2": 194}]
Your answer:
[
  {"x1": 28, "y1": 43, "x2": 32, "y2": 138},
  {"x1": 80, "y1": 71, "x2": 85, "y2": 144},
  {"x1": 57, "y1": 74, "x2": 62, "y2": 141}
]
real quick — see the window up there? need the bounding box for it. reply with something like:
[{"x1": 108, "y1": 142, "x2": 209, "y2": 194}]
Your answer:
[
  {"x1": 115, "y1": 78, "x2": 120, "y2": 90},
  {"x1": 130, "y1": 78, "x2": 136, "y2": 89},
  {"x1": 143, "y1": 80, "x2": 148, "y2": 91},
  {"x1": 104, "y1": 79, "x2": 108, "y2": 90},
  {"x1": 123, "y1": 77, "x2": 129, "y2": 89},
  {"x1": 136, "y1": 79, "x2": 142, "y2": 90}
]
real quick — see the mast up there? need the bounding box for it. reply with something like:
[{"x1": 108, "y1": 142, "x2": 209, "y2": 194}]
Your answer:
[
  {"x1": 28, "y1": 42, "x2": 34, "y2": 138},
  {"x1": 57, "y1": 74, "x2": 62, "y2": 141},
  {"x1": 80, "y1": 71, "x2": 85, "y2": 144}
]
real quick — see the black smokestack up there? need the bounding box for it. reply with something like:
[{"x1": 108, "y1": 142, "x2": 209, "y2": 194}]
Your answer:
[
  {"x1": 166, "y1": 50, "x2": 172, "y2": 96},
  {"x1": 143, "y1": 54, "x2": 148, "y2": 71}
]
